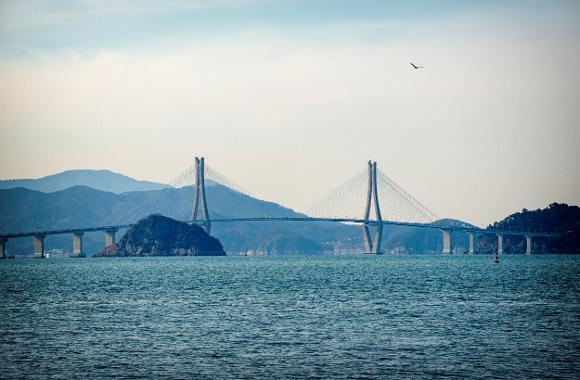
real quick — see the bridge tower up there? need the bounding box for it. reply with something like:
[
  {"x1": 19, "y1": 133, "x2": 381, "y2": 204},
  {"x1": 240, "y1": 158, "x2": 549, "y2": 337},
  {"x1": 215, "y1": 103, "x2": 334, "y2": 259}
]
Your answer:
[
  {"x1": 363, "y1": 161, "x2": 383, "y2": 254},
  {"x1": 191, "y1": 157, "x2": 211, "y2": 234}
]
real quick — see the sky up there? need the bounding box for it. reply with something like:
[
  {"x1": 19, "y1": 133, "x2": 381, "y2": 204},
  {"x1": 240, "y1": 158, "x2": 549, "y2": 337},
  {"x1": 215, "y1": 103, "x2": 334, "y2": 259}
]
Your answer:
[{"x1": 0, "y1": 0, "x2": 579, "y2": 226}]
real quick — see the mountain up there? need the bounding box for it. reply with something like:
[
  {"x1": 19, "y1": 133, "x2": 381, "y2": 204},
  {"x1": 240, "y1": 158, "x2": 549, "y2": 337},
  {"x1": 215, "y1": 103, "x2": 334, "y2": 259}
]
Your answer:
[
  {"x1": 0, "y1": 182, "x2": 493, "y2": 257},
  {"x1": 0, "y1": 185, "x2": 345, "y2": 256},
  {"x1": 0, "y1": 169, "x2": 169, "y2": 194},
  {"x1": 2, "y1": 177, "x2": 576, "y2": 256},
  {"x1": 478, "y1": 203, "x2": 580, "y2": 254},
  {"x1": 98, "y1": 214, "x2": 225, "y2": 257}
]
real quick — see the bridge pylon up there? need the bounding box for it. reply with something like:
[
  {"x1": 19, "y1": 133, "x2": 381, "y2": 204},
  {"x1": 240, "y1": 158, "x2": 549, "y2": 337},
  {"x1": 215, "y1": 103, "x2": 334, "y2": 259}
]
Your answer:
[
  {"x1": 363, "y1": 160, "x2": 383, "y2": 254},
  {"x1": 191, "y1": 157, "x2": 211, "y2": 234}
]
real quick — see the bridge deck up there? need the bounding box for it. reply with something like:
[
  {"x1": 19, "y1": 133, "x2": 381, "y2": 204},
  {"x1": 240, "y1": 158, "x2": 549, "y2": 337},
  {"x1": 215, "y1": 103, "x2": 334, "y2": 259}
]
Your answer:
[{"x1": 0, "y1": 217, "x2": 556, "y2": 239}]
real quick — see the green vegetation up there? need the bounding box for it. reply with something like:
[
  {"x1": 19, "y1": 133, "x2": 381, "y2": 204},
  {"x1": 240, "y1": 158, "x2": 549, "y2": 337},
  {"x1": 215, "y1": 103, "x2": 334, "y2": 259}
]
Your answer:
[
  {"x1": 482, "y1": 203, "x2": 580, "y2": 253},
  {"x1": 98, "y1": 214, "x2": 225, "y2": 257}
]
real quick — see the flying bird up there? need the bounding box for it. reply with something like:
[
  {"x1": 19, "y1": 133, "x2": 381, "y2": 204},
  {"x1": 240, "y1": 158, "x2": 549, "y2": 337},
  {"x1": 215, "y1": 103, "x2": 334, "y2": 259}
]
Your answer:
[{"x1": 410, "y1": 62, "x2": 423, "y2": 69}]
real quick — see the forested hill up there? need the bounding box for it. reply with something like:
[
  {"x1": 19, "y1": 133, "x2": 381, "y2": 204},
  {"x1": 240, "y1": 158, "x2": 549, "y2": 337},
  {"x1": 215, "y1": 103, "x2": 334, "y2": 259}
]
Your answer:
[
  {"x1": 482, "y1": 203, "x2": 580, "y2": 253},
  {"x1": 489, "y1": 203, "x2": 580, "y2": 233},
  {"x1": 98, "y1": 214, "x2": 225, "y2": 257}
]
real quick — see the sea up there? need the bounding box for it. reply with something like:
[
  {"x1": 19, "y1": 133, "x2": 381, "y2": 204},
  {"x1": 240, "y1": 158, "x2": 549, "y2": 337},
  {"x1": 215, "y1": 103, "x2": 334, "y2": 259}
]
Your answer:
[{"x1": 1, "y1": 254, "x2": 579, "y2": 379}]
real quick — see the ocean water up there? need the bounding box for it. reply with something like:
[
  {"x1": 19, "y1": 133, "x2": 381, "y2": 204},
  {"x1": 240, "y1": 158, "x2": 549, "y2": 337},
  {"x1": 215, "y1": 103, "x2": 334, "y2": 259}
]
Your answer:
[{"x1": 1, "y1": 255, "x2": 579, "y2": 379}]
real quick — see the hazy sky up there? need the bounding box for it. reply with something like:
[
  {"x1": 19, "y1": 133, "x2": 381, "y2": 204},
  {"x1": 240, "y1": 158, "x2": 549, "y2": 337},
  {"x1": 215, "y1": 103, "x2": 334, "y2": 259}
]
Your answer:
[{"x1": 1, "y1": 0, "x2": 579, "y2": 226}]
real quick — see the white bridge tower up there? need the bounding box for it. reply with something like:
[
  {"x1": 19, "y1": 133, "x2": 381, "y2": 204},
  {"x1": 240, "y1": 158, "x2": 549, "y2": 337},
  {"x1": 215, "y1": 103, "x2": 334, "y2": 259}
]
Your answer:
[
  {"x1": 363, "y1": 160, "x2": 383, "y2": 254},
  {"x1": 191, "y1": 157, "x2": 211, "y2": 234}
]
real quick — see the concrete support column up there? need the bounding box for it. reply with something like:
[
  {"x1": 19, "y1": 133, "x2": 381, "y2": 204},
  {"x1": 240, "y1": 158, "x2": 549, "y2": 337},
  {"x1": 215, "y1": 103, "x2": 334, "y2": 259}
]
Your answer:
[
  {"x1": 361, "y1": 161, "x2": 383, "y2": 255},
  {"x1": 72, "y1": 232, "x2": 85, "y2": 258},
  {"x1": 105, "y1": 228, "x2": 118, "y2": 247},
  {"x1": 191, "y1": 157, "x2": 211, "y2": 234},
  {"x1": 0, "y1": 238, "x2": 7, "y2": 259},
  {"x1": 496, "y1": 234, "x2": 503, "y2": 255},
  {"x1": 525, "y1": 236, "x2": 532, "y2": 255},
  {"x1": 467, "y1": 232, "x2": 477, "y2": 255},
  {"x1": 441, "y1": 229, "x2": 452, "y2": 255},
  {"x1": 33, "y1": 234, "x2": 46, "y2": 258},
  {"x1": 199, "y1": 157, "x2": 211, "y2": 234}
]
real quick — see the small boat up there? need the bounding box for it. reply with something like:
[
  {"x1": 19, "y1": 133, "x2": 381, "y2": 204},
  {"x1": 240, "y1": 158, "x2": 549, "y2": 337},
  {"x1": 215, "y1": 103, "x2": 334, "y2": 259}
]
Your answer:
[{"x1": 493, "y1": 254, "x2": 499, "y2": 264}]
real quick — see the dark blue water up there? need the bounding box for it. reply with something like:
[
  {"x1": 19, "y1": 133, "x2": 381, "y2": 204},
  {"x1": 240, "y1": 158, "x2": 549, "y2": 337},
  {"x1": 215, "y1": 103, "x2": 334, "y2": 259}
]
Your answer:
[{"x1": 1, "y1": 255, "x2": 579, "y2": 379}]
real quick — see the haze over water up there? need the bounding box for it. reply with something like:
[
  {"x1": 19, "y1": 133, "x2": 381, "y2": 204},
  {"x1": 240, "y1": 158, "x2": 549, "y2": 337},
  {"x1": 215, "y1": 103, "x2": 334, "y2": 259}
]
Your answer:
[{"x1": 1, "y1": 255, "x2": 579, "y2": 379}]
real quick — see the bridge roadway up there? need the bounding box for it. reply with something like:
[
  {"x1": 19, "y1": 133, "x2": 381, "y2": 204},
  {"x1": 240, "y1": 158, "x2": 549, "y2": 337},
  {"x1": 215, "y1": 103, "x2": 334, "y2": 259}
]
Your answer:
[
  {"x1": 0, "y1": 217, "x2": 555, "y2": 239},
  {"x1": 0, "y1": 157, "x2": 556, "y2": 257}
]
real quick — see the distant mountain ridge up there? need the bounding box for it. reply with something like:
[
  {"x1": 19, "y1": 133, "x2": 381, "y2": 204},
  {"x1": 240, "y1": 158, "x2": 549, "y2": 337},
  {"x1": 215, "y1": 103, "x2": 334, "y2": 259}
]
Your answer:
[
  {"x1": 0, "y1": 184, "x2": 341, "y2": 256},
  {"x1": 1, "y1": 170, "x2": 577, "y2": 256},
  {"x1": 0, "y1": 169, "x2": 169, "y2": 194}
]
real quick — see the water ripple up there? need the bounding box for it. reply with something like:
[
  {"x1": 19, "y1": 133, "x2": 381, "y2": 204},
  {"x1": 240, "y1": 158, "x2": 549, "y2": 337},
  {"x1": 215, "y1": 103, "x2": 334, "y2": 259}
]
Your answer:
[{"x1": 1, "y1": 255, "x2": 579, "y2": 379}]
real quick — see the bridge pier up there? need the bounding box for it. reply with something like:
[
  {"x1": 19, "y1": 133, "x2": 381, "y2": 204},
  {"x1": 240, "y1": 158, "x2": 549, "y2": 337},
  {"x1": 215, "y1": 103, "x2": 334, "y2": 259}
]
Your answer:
[
  {"x1": 467, "y1": 232, "x2": 477, "y2": 254},
  {"x1": 496, "y1": 234, "x2": 504, "y2": 255},
  {"x1": 33, "y1": 234, "x2": 46, "y2": 258},
  {"x1": 525, "y1": 235, "x2": 532, "y2": 255},
  {"x1": 441, "y1": 229, "x2": 453, "y2": 254},
  {"x1": 105, "y1": 228, "x2": 118, "y2": 247},
  {"x1": 0, "y1": 238, "x2": 7, "y2": 259},
  {"x1": 72, "y1": 232, "x2": 85, "y2": 258}
]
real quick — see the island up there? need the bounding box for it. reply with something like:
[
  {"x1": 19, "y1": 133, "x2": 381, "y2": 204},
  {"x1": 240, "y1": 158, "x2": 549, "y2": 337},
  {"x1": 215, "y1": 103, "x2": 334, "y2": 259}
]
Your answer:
[{"x1": 97, "y1": 214, "x2": 225, "y2": 257}]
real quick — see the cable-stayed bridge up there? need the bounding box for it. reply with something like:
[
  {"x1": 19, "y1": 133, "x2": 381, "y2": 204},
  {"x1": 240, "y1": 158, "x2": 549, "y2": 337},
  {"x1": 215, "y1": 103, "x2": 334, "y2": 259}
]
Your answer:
[{"x1": 0, "y1": 157, "x2": 555, "y2": 258}]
